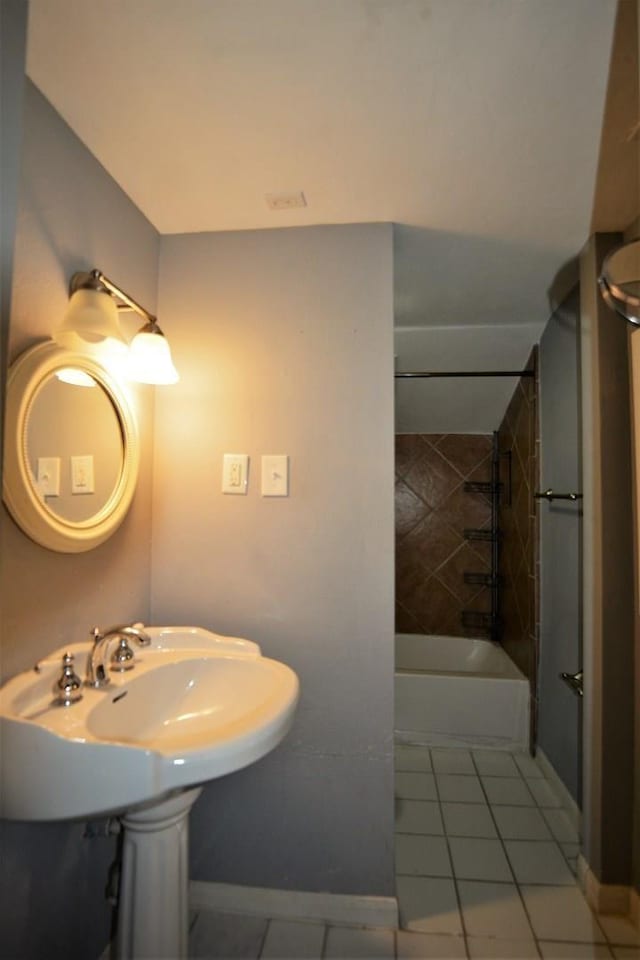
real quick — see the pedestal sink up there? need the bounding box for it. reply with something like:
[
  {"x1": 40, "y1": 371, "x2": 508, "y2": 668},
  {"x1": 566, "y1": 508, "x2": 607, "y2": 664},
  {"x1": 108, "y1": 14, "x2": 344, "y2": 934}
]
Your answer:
[{"x1": 0, "y1": 626, "x2": 299, "y2": 958}]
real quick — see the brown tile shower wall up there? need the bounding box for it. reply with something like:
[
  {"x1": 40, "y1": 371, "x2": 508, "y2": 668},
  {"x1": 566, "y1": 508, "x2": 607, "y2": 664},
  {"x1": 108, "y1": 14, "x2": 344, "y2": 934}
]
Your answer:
[
  {"x1": 497, "y1": 349, "x2": 539, "y2": 745},
  {"x1": 395, "y1": 434, "x2": 494, "y2": 637}
]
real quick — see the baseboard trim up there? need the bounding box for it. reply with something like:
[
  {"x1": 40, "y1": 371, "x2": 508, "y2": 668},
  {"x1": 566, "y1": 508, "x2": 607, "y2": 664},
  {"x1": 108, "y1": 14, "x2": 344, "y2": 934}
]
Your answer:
[
  {"x1": 577, "y1": 854, "x2": 633, "y2": 917},
  {"x1": 190, "y1": 881, "x2": 399, "y2": 929},
  {"x1": 395, "y1": 730, "x2": 526, "y2": 751},
  {"x1": 535, "y1": 747, "x2": 582, "y2": 834}
]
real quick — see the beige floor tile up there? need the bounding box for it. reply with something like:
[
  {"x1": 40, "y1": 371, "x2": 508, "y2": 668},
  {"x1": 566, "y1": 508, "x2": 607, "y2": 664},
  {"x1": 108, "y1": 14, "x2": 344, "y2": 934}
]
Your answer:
[
  {"x1": 519, "y1": 885, "x2": 606, "y2": 943},
  {"x1": 395, "y1": 834, "x2": 452, "y2": 877},
  {"x1": 396, "y1": 772, "x2": 438, "y2": 800},
  {"x1": 538, "y1": 942, "x2": 613, "y2": 958},
  {"x1": 441, "y1": 802, "x2": 497, "y2": 838},
  {"x1": 449, "y1": 837, "x2": 512, "y2": 882},
  {"x1": 493, "y1": 805, "x2": 552, "y2": 840},
  {"x1": 396, "y1": 746, "x2": 432, "y2": 772},
  {"x1": 472, "y1": 751, "x2": 521, "y2": 778},
  {"x1": 324, "y1": 926, "x2": 394, "y2": 959},
  {"x1": 190, "y1": 911, "x2": 268, "y2": 958},
  {"x1": 436, "y1": 774, "x2": 485, "y2": 803},
  {"x1": 397, "y1": 930, "x2": 468, "y2": 958},
  {"x1": 611, "y1": 949, "x2": 640, "y2": 959},
  {"x1": 482, "y1": 776, "x2": 535, "y2": 806},
  {"x1": 467, "y1": 936, "x2": 538, "y2": 958},
  {"x1": 396, "y1": 798, "x2": 444, "y2": 836},
  {"x1": 504, "y1": 840, "x2": 576, "y2": 885},
  {"x1": 457, "y1": 881, "x2": 533, "y2": 939},
  {"x1": 432, "y1": 749, "x2": 475, "y2": 774},
  {"x1": 396, "y1": 876, "x2": 463, "y2": 935},
  {"x1": 260, "y1": 920, "x2": 325, "y2": 959}
]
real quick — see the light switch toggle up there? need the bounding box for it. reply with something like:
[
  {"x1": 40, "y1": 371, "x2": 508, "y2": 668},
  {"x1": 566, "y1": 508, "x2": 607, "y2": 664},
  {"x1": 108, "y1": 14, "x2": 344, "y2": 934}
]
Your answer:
[
  {"x1": 37, "y1": 457, "x2": 61, "y2": 497},
  {"x1": 222, "y1": 454, "x2": 249, "y2": 494},
  {"x1": 71, "y1": 455, "x2": 95, "y2": 494},
  {"x1": 261, "y1": 455, "x2": 289, "y2": 497}
]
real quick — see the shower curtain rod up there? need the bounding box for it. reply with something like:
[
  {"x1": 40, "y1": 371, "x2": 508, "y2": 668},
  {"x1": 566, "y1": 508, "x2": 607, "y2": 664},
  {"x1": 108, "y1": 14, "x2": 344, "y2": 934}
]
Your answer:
[{"x1": 395, "y1": 370, "x2": 535, "y2": 379}]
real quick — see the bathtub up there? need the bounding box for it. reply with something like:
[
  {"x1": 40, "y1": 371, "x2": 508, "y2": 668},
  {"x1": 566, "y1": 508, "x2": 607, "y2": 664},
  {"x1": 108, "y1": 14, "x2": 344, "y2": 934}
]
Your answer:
[{"x1": 395, "y1": 633, "x2": 530, "y2": 749}]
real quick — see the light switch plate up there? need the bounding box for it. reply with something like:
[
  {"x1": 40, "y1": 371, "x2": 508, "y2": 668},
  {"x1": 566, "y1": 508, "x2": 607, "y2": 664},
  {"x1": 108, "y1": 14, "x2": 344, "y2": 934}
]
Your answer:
[
  {"x1": 222, "y1": 454, "x2": 249, "y2": 494},
  {"x1": 71, "y1": 455, "x2": 95, "y2": 494},
  {"x1": 261, "y1": 455, "x2": 289, "y2": 497},
  {"x1": 37, "y1": 457, "x2": 61, "y2": 497}
]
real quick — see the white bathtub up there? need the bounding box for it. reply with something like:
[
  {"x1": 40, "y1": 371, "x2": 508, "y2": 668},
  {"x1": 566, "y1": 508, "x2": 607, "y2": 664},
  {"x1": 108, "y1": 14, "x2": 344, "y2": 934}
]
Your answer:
[{"x1": 395, "y1": 633, "x2": 530, "y2": 749}]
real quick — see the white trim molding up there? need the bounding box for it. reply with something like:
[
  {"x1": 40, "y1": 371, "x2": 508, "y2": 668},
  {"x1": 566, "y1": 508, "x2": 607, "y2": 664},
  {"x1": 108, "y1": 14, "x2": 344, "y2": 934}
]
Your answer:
[{"x1": 190, "y1": 881, "x2": 399, "y2": 929}]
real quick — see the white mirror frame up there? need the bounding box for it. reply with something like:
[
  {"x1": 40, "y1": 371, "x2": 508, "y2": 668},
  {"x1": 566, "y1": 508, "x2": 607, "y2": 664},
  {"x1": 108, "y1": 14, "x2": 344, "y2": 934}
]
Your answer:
[{"x1": 3, "y1": 341, "x2": 140, "y2": 553}]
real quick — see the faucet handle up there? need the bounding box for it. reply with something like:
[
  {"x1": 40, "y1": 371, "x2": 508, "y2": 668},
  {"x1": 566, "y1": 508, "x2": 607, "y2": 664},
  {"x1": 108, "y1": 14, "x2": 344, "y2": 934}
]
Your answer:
[
  {"x1": 110, "y1": 636, "x2": 136, "y2": 672},
  {"x1": 53, "y1": 652, "x2": 83, "y2": 707}
]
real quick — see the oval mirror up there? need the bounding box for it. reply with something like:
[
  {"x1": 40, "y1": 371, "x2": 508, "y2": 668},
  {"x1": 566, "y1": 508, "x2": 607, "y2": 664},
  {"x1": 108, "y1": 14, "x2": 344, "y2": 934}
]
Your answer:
[
  {"x1": 3, "y1": 341, "x2": 139, "y2": 552},
  {"x1": 599, "y1": 239, "x2": 640, "y2": 325}
]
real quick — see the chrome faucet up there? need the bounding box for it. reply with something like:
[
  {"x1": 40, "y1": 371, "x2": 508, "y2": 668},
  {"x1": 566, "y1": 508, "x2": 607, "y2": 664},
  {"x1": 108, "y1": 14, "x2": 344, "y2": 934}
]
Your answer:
[{"x1": 85, "y1": 623, "x2": 152, "y2": 689}]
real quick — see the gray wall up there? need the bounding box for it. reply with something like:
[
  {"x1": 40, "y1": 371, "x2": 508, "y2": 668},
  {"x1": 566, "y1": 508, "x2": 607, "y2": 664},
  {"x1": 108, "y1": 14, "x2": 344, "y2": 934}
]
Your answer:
[
  {"x1": 538, "y1": 288, "x2": 582, "y2": 803},
  {"x1": 1, "y1": 82, "x2": 158, "y2": 680},
  {"x1": 395, "y1": 322, "x2": 541, "y2": 434},
  {"x1": 0, "y1": 83, "x2": 158, "y2": 960},
  {"x1": 0, "y1": 0, "x2": 28, "y2": 469},
  {"x1": 151, "y1": 224, "x2": 396, "y2": 894}
]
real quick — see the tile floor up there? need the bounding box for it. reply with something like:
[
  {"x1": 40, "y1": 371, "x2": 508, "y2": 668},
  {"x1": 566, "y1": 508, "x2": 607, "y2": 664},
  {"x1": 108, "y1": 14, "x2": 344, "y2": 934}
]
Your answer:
[{"x1": 188, "y1": 746, "x2": 640, "y2": 959}]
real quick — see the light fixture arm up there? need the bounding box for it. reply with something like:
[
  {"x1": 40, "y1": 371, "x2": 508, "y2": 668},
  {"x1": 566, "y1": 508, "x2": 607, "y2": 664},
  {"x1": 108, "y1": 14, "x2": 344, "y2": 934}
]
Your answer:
[
  {"x1": 70, "y1": 269, "x2": 159, "y2": 327},
  {"x1": 64, "y1": 268, "x2": 179, "y2": 384}
]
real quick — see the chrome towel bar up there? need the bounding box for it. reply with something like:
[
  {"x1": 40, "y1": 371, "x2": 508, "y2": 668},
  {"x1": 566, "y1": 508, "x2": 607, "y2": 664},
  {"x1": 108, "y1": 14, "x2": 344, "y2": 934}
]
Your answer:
[{"x1": 535, "y1": 488, "x2": 583, "y2": 503}]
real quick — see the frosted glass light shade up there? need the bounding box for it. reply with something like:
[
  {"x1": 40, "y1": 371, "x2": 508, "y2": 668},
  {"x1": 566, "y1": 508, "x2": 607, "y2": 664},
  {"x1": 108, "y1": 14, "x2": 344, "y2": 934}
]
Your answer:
[
  {"x1": 56, "y1": 368, "x2": 97, "y2": 387},
  {"x1": 55, "y1": 289, "x2": 128, "y2": 351},
  {"x1": 128, "y1": 329, "x2": 179, "y2": 385}
]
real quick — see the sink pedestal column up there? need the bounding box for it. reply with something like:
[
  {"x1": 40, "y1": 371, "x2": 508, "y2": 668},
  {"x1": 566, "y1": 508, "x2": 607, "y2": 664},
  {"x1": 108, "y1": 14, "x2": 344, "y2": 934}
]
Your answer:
[{"x1": 116, "y1": 786, "x2": 203, "y2": 960}]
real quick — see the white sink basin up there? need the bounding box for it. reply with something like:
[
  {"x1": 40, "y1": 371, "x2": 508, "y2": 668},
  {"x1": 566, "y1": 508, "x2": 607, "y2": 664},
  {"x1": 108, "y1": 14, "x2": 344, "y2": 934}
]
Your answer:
[{"x1": 0, "y1": 626, "x2": 299, "y2": 821}]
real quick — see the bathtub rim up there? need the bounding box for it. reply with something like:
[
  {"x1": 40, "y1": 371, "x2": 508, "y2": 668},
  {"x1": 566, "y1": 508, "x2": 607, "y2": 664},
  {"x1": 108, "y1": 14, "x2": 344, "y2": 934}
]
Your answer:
[{"x1": 395, "y1": 632, "x2": 527, "y2": 682}]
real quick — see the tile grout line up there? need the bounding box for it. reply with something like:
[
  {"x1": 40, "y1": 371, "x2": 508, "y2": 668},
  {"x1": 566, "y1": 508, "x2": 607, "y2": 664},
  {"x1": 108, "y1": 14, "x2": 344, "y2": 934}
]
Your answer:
[
  {"x1": 469, "y1": 750, "x2": 543, "y2": 958},
  {"x1": 537, "y1": 805, "x2": 583, "y2": 876},
  {"x1": 256, "y1": 917, "x2": 271, "y2": 960},
  {"x1": 431, "y1": 748, "x2": 471, "y2": 948},
  {"x1": 320, "y1": 919, "x2": 329, "y2": 960},
  {"x1": 397, "y1": 747, "x2": 615, "y2": 953},
  {"x1": 513, "y1": 766, "x2": 585, "y2": 883}
]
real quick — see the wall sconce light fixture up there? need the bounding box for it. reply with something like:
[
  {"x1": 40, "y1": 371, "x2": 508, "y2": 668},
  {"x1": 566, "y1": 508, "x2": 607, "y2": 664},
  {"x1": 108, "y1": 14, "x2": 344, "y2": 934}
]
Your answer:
[{"x1": 54, "y1": 269, "x2": 179, "y2": 384}]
